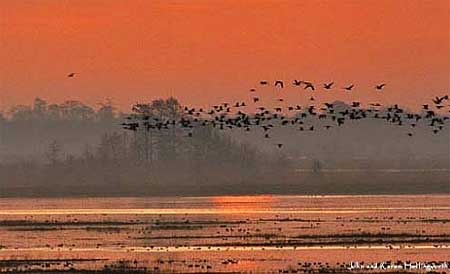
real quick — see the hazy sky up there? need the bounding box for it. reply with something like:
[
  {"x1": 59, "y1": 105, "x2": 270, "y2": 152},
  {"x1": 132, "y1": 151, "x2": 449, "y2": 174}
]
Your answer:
[{"x1": 1, "y1": 0, "x2": 448, "y2": 111}]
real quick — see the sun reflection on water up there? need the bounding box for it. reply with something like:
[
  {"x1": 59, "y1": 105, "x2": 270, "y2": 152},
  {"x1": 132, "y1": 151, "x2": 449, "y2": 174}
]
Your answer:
[{"x1": 210, "y1": 195, "x2": 277, "y2": 212}]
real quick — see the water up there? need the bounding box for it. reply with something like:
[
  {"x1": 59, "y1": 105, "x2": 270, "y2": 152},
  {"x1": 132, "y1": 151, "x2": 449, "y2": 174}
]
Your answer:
[{"x1": 0, "y1": 195, "x2": 449, "y2": 273}]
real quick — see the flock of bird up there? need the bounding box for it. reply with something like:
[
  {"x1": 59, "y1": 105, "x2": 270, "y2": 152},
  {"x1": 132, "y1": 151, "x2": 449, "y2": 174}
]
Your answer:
[
  {"x1": 119, "y1": 79, "x2": 449, "y2": 149},
  {"x1": 255, "y1": 79, "x2": 384, "y2": 91}
]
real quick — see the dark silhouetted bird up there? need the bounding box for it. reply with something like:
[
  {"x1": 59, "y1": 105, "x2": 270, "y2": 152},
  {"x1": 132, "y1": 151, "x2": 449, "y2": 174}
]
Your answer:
[
  {"x1": 67, "y1": 73, "x2": 76, "y2": 78},
  {"x1": 432, "y1": 95, "x2": 449, "y2": 105},
  {"x1": 376, "y1": 83, "x2": 386, "y2": 90},
  {"x1": 275, "y1": 80, "x2": 284, "y2": 88},
  {"x1": 343, "y1": 84, "x2": 354, "y2": 91},
  {"x1": 293, "y1": 80, "x2": 303, "y2": 86},
  {"x1": 304, "y1": 82, "x2": 315, "y2": 91},
  {"x1": 323, "y1": 82, "x2": 334, "y2": 89}
]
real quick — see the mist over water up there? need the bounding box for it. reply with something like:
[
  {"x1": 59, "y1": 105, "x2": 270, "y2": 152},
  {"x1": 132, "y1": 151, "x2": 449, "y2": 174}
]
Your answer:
[{"x1": 0, "y1": 97, "x2": 448, "y2": 197}]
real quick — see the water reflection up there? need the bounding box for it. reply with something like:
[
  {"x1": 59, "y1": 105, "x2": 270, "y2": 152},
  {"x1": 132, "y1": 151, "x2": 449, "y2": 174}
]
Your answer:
[
  {"x1": 0, "y1": 195, "x2": 449, "y2": 273},
  {"x1": 210, "y1": 195, "x2": 276, "y2": 212}
]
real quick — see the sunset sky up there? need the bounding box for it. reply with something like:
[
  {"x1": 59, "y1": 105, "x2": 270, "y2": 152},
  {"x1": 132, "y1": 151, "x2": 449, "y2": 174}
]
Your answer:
[{"x1": 1, "y1": 0, "x2": 448, "y2": 111}]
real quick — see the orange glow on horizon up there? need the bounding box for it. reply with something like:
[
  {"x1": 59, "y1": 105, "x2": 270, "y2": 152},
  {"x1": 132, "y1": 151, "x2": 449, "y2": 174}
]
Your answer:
[{"x1": 0, "y1": 0, "x2": 448, "y2": 111}]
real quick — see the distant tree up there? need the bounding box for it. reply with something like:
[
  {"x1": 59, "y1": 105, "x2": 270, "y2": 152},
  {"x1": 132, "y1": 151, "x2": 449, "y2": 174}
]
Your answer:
[
  {"x1": 60, "y1": 100, "x2": 95, "y2": 121},
  {"x1": 33, "y1": 98, "x2": 48, "y2": 120},
  {"x1": 127, "y1": 97, "x2": 184, "y2": 164},
  {"x1": 47, "y1": 103, "x2": 62, "y2": 121},
  {"x1": 97, "y1": 132, "x2": 127, "y2": 164},
  {"x1": 10, "y1": 105, "x2": 33, "y2": 122},
  {"x1": 45, "y1": 140, "x2": 63, "y2": 166},
  {"x1": 97, "y1": 100, "x2": 116, "y2": 122},
  {"x1": 0, "y1": 112, "x2": 5, "y2": 147}
]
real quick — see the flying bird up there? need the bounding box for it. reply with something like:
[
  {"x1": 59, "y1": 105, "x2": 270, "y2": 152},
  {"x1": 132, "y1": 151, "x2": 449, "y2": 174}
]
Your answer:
[
  {"x1": 304, "y1": 82, "x2": 315, "y2": 91},
  {"x1": 67, "y1": 73, "x2": 76, "y2": 78},
  {"x1": 432, "y1": 95, "x2": 449, "y2": 105},
  {"x1": 376, "y1": 83, "x2": 386, "y2": 90},
  {"x1": 323, "y1": 82, "x2": 334, "y2": 89},
  {"x1": 343, "y1": 84, "x2": 354, "y2": 91},
  {"x1": 275, "y1": 80, "x2": 284, "y2": 88},
  {"x1": 293, "y1": 80, "x2": 303, "y2": 86}
]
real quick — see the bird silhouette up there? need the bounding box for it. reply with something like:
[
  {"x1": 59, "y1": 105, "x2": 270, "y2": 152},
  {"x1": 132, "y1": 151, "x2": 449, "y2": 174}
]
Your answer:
[
  {"x1": 293, "y1": 80, "x2": 303, "y2": 86},
  {"x1": 323, "y1": 82, "x2": 334, "y2": 89},
  {"x1": 304, "y1": 82, "x2": 315, "y2": 91},
  {"x1": 376, "y1": 83, "x2": 386, "y2": 90},
  {"x1": 260, "y1": 81, "x2": 268, "y2": 85},
  {"x1": 343, "y1": 84, "x2": 354, "y2": 91},
  {"x1": 275, "y1": 80, "x2": 284, "y2": 88},
  {"x1": 67, "y1": 73, "x2": 76, "y2": 78},
  {"x1": 432, "y1": 95, "x2": 449, "y2": 105}
]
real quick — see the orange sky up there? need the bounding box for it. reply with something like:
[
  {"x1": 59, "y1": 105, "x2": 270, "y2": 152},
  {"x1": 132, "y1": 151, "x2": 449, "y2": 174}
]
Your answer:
[{"x1": 0, "y1": 0, "x2": 448, "y2": 111}]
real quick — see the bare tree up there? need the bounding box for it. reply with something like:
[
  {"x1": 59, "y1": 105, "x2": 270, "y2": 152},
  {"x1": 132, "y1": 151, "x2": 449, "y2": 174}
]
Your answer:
[{"x1": 45, "y1": 140, "x2": 63, "y2": 167}]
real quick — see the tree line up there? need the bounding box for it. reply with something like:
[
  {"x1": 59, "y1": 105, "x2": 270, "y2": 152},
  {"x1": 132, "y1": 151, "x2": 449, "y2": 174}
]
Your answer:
[
  {"x1": 0, "y1": 97, "x2": 290, "y2": 197},
  {"x1": 0, "y1": 97, "x2": 448, "y2": 196}
]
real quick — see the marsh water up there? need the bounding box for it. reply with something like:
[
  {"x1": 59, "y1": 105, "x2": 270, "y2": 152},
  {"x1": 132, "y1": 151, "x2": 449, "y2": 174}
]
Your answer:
[{"x1": 0, "y1": 195, "x2": 449, "y2": 273}]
